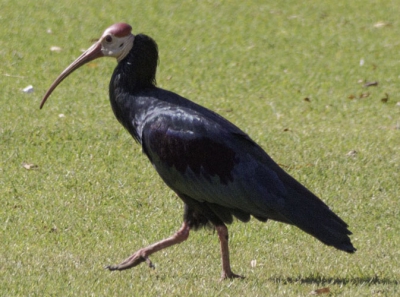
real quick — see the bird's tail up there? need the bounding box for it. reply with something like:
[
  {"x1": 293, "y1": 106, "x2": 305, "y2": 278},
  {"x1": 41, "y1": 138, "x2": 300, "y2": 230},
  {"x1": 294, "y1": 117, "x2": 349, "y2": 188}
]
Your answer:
[{"x1": 282, "y1": 179, "x2": 356, "y2": 253}]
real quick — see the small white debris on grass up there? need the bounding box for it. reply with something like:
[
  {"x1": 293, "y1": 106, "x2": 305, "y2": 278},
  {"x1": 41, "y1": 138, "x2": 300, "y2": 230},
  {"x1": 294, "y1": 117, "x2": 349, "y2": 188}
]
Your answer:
[
  {"x1": 50, "y1": 46, "x2": 62, "y2": 52},
  {"x1": 47, "y1": 28, "x2": 52, "y2": 34},
  {"x1": 22, "y1": 85, "x2": 34, "y2": 93},
  {"x1": 359, "y1": 59, "x2": 365, "y2": 66},
  {"x1": 346, "y1": 150, "x2": 358, "y2": 157},
  {"x1": 251, "y1": 259, "x2": 257, "y2": 268},
  {"x1": 58, "y1": 114, "x2": 65, "y2": 118},
  {"x1": 22, "y1": 162, "x2": 38, "y2": 170},
  {"x1": 374, "y1": 21, "x2": 390, "y2": 28}
]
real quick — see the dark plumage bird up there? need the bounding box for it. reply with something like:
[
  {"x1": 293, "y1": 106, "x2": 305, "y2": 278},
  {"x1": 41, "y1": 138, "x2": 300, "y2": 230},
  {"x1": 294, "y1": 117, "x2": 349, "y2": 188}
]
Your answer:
[{"x1": 41, "y1": 23, "x2": 356, "y2": 279}]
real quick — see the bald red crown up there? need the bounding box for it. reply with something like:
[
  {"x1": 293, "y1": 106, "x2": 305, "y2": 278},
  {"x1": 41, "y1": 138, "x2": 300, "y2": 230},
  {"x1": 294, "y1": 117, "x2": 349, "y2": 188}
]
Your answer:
[{"x1": 106, "y1": 23, "x2": 132, "y2": 37}]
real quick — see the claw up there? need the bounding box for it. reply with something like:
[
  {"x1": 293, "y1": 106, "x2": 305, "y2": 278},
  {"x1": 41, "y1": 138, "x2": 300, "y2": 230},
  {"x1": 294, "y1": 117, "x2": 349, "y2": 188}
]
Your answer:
[
  {"x1": 145, "y1": 256, "x2": 155, "y2": 269},
  {"x1": 105, "y1": 265, "x2": 119, "y2": 271},
  {"x1": 220, "y1": 271, "x2": 245, "y2": 281},
  {"x1": 105, "y1": 251, "x2": 154, "y2": 271}
]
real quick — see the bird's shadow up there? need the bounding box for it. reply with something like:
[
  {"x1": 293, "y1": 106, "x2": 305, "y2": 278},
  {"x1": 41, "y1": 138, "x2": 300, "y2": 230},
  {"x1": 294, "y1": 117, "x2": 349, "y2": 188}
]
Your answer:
[{"x1": 268, "y1": 275, "x2": 398, "y2": 286}]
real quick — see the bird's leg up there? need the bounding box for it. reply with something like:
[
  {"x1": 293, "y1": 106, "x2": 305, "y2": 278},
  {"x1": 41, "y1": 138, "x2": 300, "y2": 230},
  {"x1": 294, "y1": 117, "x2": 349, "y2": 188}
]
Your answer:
[
  {"x1": 106, "y1": 221, "x2": 190, "y2": 271},
  {"x1": 215, "y1": 224, "x2": 244, "y2": 280}
]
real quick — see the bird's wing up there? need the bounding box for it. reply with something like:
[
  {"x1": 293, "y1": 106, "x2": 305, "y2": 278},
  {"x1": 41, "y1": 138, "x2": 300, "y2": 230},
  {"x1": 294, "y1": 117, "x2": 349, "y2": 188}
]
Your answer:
[{"x1": 140, "y1": 107, "x2": 292, "y2": 221}]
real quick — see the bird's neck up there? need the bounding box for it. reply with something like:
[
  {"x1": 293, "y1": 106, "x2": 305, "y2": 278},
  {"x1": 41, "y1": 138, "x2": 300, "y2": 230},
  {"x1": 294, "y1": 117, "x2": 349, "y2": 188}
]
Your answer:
[
  {"x1": 108, "y1": 34, "x2": 159, "y2": 142},
  {"x1": 108, "y1": 63, "x2": 156, "y2": 143},
  {"x1": 108, "y1": 72, "x2": 154, "y2": 143},
  {"x1": 113, "y1": 34, "x2": 158, "y2": 93}
]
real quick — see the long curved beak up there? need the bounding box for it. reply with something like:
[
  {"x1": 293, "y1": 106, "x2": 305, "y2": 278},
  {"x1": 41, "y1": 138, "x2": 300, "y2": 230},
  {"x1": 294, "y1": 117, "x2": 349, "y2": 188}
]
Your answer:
[{"x1": 40, "y1": 42, "x2": 103, "y2": 109}]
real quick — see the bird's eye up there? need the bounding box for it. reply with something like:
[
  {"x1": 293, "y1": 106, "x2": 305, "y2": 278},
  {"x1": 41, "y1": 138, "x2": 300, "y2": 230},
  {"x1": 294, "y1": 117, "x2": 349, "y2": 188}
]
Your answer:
[
  {"x1": 105, "y1": 35, "x2": 112, "y2": 43},
  {"x1": 119, "y1": 43, "x2": 124, "y2": 48}
]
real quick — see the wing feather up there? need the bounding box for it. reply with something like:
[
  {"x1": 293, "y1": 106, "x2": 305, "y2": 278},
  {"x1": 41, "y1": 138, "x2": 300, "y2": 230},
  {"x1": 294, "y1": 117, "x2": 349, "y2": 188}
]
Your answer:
[{"x1": 141, "y1": 110, "x2": 290, "y2": 221}]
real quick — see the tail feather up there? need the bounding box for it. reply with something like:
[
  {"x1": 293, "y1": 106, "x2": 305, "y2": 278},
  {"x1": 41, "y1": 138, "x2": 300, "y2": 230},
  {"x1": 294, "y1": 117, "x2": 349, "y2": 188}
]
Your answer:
[{"x1": 280, "y1": 183, "x2": 356, "y2": 253}]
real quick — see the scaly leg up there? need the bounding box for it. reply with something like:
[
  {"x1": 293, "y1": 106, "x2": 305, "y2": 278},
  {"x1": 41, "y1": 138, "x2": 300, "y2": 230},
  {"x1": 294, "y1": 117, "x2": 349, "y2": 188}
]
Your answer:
[
  {"x1": 106, "y1": 221, "x2": 190, "y2": 271},
  {"x1": 215, "y1": 224, "x2": 244, "y2": 280}
]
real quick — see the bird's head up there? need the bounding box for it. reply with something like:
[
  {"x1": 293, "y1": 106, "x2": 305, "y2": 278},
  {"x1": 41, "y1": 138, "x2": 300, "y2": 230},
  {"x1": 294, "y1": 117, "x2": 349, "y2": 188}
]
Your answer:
[
  {"x1": 40, "y1": 23, "x2": 135, "y2": 109},
  {"x1": 98, "y1": 23, "x2": 135, "y2": 61}
]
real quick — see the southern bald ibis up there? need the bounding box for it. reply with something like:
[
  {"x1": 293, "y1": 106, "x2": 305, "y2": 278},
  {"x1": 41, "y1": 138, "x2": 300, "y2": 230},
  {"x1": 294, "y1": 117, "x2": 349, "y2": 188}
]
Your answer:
[{"x1": 40, "y1": 23, "x2": 355, "y2": 279}]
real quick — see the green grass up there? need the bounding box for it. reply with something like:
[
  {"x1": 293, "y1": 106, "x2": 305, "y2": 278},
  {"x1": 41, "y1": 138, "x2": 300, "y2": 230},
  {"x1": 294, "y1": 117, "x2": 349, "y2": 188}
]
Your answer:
[{"x1": 1, "y1": 0, "x2": 399, "y2": 295}]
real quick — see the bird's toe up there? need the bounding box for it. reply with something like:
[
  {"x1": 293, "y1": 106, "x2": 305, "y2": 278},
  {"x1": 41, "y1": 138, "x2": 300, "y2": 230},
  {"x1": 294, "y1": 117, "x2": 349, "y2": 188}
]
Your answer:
[
  {"x1": 220, "y1": 271, "x2": 245, "y2": 281},
  {"x1": 105, "y1": 265, "x2": 120, "y2": 271}
]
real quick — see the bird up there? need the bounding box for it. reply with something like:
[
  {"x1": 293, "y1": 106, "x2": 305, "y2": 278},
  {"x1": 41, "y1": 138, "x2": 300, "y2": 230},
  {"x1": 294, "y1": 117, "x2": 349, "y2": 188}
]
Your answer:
[{"x1": 40, "y1": 23, "x2": 356, "y2": 279}]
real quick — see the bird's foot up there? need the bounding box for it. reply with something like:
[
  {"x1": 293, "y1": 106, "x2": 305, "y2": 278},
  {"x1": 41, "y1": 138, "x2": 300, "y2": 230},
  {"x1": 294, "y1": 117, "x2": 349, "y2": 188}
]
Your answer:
[
  {"x1": 106, "y1": 249, "x2": 155, "y2": 271},
  {"x1": 220, "y1": 270, "x2": 245, "y2": 281},
  {"x1": 106, "y1": 222, "x2": 191, "y2": 272}
]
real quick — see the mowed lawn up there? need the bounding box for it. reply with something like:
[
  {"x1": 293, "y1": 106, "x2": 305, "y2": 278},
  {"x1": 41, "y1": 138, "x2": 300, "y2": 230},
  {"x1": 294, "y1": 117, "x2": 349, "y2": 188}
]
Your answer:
[{"x1": 1, "y1": 0, "x2": 399, "y2": 296}]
